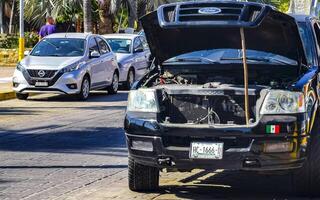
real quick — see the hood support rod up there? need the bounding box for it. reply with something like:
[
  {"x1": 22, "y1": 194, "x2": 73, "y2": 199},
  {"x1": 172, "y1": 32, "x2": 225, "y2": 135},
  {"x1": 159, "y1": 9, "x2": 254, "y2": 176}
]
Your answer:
[{"x1": 240, "y1": 27, "x2": 250, "y2": 126}]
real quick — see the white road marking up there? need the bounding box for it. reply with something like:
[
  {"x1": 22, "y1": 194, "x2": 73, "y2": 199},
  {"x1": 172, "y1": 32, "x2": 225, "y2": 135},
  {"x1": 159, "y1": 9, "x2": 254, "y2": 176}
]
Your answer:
[{"x1": 0, "y1": 77, "x2": 12, "y2": 83}]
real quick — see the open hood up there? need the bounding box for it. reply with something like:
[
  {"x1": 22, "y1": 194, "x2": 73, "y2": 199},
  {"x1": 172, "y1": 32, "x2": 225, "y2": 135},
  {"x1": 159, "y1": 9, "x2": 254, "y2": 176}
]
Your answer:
[{"x1": 140, "y1": 1, "x2": 307, "y2": 65}]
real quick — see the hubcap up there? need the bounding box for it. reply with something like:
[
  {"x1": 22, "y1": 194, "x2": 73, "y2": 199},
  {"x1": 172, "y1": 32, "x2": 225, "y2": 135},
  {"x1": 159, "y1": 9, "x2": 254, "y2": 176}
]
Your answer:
[
  {"x1": 82, "y1": 79, "x2": 90, "y2": 98},
  {"x1": 113, "y1": 74, "x2": 119, "y2": 91}
]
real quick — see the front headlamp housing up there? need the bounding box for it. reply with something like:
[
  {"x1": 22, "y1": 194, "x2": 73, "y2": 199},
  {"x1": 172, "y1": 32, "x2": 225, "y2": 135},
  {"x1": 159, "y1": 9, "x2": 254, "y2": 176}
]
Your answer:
[
  {"x1": 61, "y1": 62, "x2": 85, "y2": 73},
  {"x1": 260, "y1": 90, "x2": 305, "y2": 114},
  {"x1": 16, "y1": 63, "x2": 25, "y2": 71},
  {"x1": 127, "y1": 89, "x2": 159, "y2": 112}
]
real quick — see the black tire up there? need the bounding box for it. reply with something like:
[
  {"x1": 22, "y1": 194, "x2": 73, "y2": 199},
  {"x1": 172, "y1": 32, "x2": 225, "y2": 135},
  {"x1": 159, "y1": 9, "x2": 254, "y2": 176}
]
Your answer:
[
  {"x1": 16, "y1": 93, "x2": 29, "y2": 100},
  {"x1": 125, "y1": 68, "x2": 135, "y2": 90},
  {"x1": 107, "y1": 72, "x2": 119, "y2": 94},
  {"x1": 77, "y1": 76, "x2": 90, "y2": 100},
  {"x1": 128, "y1": 157, "x2": 159, "y2": 192},
  {"x1": 292, "y1": 114, "x2": 320, "y2": 197}
]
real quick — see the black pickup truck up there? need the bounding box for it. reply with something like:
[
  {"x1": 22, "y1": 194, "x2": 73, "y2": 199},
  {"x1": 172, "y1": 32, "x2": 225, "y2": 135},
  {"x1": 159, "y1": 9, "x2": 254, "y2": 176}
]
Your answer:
[{"x1": 124, "y1": 1, "x2": 320, "y2": 196}]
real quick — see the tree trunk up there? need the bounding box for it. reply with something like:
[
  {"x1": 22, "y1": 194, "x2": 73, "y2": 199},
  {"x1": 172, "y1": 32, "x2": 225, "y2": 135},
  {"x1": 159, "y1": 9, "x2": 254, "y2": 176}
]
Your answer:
[
  {"x1": 0, "y1": 1, "x2": 4, "y2": 34},
  {"x1": 128, "y1": 0, "x2": 137, "y2": 29},
  {"x1": 9, "y1": 0, "x2": 14, "y2": 34},
  {"x1": 83, "y1": 0, "x2": 92, "y2": 33},
  {"x1": 98, "y1": 0, "x2": 113, "y2": 34}
]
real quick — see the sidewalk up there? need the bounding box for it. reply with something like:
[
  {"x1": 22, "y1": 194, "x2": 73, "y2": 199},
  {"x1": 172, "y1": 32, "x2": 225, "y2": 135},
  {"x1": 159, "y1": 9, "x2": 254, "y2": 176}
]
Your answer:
[{"x1": 0, "y1": 66, "x2": 16, "y2": 100}]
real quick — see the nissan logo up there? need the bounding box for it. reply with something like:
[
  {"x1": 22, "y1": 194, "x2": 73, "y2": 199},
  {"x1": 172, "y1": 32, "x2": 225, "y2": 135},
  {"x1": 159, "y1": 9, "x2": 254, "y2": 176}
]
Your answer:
[
  {"x1": 198, "y1": 7, "x2": 222, "y2": 15},
  {"x1": 38, "y1": 70, "x2": 46, "y2": 78}
]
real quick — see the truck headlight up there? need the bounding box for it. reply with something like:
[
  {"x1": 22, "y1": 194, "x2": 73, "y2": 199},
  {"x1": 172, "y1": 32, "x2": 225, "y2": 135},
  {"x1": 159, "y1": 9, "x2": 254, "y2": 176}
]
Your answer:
[
  {"x1": 127, "y1": 89, "x2": 159, "y2": 112},
  {"x1": 260, "y1": 90, "x2": 305, "y2": 114}
]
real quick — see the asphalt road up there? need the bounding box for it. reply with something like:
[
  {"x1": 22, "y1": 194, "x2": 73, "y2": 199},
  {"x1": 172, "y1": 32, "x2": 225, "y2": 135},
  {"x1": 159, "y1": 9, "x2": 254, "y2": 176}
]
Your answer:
[{"x1": 0, "y1": 92, "x2": 312, "y2": 200}]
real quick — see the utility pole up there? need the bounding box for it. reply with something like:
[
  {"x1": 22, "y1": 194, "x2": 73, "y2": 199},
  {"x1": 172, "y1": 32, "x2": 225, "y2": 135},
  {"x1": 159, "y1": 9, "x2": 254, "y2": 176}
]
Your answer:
[{"x1": 19, "y1": 0, "x2": 24, "y2": 61}]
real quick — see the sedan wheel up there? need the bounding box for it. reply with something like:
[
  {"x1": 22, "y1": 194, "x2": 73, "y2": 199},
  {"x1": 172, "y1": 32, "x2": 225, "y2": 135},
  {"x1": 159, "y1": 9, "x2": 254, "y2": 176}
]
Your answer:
[
  {"x1": 78, "y1": 76, "x2": 90, "y2": 100},
  {"x1": 125, "y1": 69, "x2": 135, "y2": 90},
  {"x1": 107, "y1": 72, "x2": 119, "y2": 94}
]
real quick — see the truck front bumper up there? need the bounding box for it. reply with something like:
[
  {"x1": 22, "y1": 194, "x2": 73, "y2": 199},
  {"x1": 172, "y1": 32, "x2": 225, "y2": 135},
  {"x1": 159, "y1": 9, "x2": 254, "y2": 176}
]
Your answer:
[{"x1": 125, "y1": 114, "x2": 308, "y2": 171}]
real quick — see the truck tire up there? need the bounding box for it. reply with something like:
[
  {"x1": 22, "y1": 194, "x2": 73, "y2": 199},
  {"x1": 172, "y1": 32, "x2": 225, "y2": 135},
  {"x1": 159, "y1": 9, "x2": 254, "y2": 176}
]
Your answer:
[
  {"x1": 128, "y1": 157, "x2": 159, "y2": 191},
  {"x1": 292, "y1": 114, "x2": 320, "y2": 197}
]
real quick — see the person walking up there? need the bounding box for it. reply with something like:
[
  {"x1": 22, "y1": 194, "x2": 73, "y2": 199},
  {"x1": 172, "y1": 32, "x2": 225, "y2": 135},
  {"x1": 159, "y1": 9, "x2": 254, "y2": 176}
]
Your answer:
[{"x1": 39, "y1": 16, "x2": 56, "y2": 39}]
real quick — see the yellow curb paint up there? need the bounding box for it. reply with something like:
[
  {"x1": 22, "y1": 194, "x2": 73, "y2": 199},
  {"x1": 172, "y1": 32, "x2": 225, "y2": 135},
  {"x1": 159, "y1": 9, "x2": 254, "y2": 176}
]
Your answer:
[{"x1": 0, "y1": 91, "x2": 16, "y2": 101}]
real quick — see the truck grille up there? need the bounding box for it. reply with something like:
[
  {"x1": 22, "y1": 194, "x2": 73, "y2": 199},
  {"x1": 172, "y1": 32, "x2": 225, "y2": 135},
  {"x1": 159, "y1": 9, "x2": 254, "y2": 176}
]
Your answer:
[
  {"x1": 159, "y1": 2, "x2": 265, "y2": 25},
  {"x1": 27, "y1": 69, "x2": 57, "y2": 78}
]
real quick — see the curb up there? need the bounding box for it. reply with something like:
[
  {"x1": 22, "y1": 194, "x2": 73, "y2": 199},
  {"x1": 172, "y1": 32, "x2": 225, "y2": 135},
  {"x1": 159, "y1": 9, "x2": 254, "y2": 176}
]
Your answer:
[{"x1": 0, "y1": 91, "x2": 16, "y2": 101}]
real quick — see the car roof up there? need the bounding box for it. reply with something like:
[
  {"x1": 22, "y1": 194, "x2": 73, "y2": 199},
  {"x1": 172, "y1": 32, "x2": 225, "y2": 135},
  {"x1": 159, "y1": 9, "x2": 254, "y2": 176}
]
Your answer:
[
  {"x1": 102, "y1": 33, "x2": 139, "y2": 40},
  {"x1": 45, "y1": 33, "x2": 93, "y2": 39}
]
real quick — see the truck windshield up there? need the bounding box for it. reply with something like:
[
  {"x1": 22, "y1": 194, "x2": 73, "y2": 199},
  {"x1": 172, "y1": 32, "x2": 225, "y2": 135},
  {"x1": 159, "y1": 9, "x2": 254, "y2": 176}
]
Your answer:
[
  {"x1": 298, "y1": 22, "x2": 314, "y2": 66},
  {"x1": 164, "y1": 49, "x2": 297, "y2": 66},
  {"x1": 31, "y1": 38, "x2": 85, "y2": 57}
]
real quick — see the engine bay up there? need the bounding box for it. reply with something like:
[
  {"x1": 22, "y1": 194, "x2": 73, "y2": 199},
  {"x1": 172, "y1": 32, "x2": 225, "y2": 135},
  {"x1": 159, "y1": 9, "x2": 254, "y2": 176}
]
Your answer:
[{"x1": 140, "y1": 64, "x2": 299, "y2": 126}]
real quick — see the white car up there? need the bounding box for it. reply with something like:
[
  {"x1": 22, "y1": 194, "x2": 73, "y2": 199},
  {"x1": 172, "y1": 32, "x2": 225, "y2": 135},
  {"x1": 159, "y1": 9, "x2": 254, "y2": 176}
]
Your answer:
[
  {"x1": 103, "y1": 34, "x2": 151, "y2": 89},
  {"x1": 13, "y1": 33, "x2": 120, "y2": 100}
]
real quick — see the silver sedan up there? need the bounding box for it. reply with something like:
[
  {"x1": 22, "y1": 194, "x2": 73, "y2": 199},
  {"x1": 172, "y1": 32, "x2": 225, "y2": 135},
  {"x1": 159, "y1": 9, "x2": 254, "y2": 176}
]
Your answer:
[
  {"x1": 13, "y1": 33, "x2": 120, "y2": 100},
  {"x1": 103, "y1": 34, "x2": 151, "y2": 89}
]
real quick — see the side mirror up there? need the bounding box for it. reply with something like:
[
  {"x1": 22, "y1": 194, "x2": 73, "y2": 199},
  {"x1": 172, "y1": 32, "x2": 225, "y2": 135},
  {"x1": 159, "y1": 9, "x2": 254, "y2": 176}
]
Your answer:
[
  {"x1": 90, "y1": 51, "x2": 100, "y2": 59},
  {"x1": 24, "y1": 50, "x2": 30, "y2": 56},
  {"x1": 134, "y1": 47, "x2": 144, "y2": 53}
]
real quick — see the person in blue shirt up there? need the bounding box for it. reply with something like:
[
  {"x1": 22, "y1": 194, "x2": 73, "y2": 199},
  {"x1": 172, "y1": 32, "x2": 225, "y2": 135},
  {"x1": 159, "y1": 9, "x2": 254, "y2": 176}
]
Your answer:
[{"x1": 39, "y1": 16, "x2": 56, "y2": 39}]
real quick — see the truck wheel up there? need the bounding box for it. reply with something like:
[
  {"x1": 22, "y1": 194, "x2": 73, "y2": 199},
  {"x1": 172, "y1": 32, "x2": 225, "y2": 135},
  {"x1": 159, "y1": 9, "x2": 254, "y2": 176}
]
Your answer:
[
  {"x1": 16, "y1": 93, "x2": 29, "y2": 100},
  {"x1": 107, "y1": 72, "x2": 119, "y2": 94},
  {"x1": 128, "y1": 157, "x2": 159, "y2": 191},
  {"x1": 292, "y1": 115, "x2": 320, "y2": 197}
]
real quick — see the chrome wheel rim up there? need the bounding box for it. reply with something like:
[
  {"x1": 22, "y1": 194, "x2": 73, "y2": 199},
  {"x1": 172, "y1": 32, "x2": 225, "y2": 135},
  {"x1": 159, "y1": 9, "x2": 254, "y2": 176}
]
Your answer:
[
  {"x1": 128, "y1": 71, "x2": 134, "y2": 87},
  {"x1": 113, "y1": 74, "x2": 119, "y2": 92},
  {"x1": 82, "y1": 79, "x2": 90, "y2": 98}
]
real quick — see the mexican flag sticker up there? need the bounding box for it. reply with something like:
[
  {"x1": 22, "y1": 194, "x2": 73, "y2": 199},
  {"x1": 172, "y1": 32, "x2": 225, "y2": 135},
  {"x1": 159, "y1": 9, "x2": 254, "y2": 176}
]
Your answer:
[{"x1": 266, "y1": 125, "x2": 280, "y2": 134}]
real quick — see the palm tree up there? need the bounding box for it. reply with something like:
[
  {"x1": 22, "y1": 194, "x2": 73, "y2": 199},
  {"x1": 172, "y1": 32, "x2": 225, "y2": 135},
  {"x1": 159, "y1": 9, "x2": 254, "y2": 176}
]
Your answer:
[
  {"x1": 0, "y1": 0, "x2": 4, "y2": 33},
  {"x1": 83, "y1": 0, "x2": 92, "y2": 32}
]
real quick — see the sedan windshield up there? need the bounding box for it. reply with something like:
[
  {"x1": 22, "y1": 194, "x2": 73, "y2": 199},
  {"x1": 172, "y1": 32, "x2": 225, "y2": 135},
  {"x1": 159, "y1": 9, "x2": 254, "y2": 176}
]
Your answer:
[
  {"x1": 106, "y1": 39, "x2": 132, "y2": 54},
  {"x1": 165, "y1": 49, "x2": 298, "y2": 66},
  {"x1": 31, "y1": 38, "x2": 85, "y2": 57}
]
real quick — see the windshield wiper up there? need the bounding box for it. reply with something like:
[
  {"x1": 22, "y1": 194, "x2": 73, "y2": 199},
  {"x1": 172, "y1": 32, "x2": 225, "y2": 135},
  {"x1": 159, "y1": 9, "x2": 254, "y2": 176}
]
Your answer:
[
  {"x1": 42, "y1": 40, "x2": 60, "y2": 49},
  {"x1": 165, "y1": 57, "x2": 218, "y2": 64}
]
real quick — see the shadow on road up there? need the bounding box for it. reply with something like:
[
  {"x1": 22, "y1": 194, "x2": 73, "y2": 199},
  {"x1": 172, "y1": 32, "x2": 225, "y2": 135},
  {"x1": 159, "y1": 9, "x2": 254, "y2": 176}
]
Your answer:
[
  {"x1": 0, "y1": 127, "x2": 127, "y2": 157},
  {"x1": 157, "y1": 170, "x2": 301, "y2": 199},
  {"x1": 26, "y1": 91, "x2": 129, "y2": 103}
]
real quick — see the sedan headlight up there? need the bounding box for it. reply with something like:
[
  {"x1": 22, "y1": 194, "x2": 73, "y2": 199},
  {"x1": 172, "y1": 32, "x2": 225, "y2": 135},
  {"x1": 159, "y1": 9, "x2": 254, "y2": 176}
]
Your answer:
[
  {"x1": 127, "y1": 89, "x2": 159, "y2": 112},
  {"x1": 61, "y1": 62, "x2": 86, "y2": 73},
  {"x1": 16, "y1": 63, "x2": 25, "y2": 71},
  {"x1": 260, "y1": 90, "x2": 305, "y2": 114}
]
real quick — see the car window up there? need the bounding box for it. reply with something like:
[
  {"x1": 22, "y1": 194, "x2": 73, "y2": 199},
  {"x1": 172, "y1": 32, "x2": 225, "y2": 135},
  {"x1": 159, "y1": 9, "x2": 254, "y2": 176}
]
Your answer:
[
  {"x1": 97, "y1": 37, "x2": 110, "y2": 54},
  {"x1": 88, "y1": 37, "x2": 100, "y2": 54},
  {"x1": 314, "y1": 23, "x2": 320, "y2": 48},
  {"x1": 106, "y1": 38, "x2": 132, "y2": 54},
  {"x1": 31, "y1": 38, "x2": 85, "y2": 57},
  {"x1": 133, "y1": 37, "x2": 143, "y2": 51},
  {"x1": 140, "y1": 36, "x2": 149, "y2": 51}
]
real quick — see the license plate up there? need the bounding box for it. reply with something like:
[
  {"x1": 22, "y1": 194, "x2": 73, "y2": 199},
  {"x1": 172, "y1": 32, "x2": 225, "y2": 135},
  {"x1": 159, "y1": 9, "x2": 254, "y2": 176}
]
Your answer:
[
  {"x1": 35, "y1": 81, "x2": 48, "y2": 87},
  {"x1": 190, "y1": 142, "x2": 223, "y2": 159}
]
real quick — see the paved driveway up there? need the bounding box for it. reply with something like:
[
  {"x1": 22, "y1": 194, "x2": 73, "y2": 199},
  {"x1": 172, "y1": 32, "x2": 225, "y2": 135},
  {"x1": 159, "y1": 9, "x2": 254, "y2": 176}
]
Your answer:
[{"x1": 0, "y1": 92, "x2": 310, "y2": 200}]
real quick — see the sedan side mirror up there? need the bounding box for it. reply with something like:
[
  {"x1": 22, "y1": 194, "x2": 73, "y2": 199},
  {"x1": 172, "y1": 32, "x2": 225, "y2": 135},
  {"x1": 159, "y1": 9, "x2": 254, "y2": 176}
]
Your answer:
[
  {"x1": 134, "y1": 47, "x2": 144, "y2": 53},
  {"x1": 90, "y1": 51, "x2": 100, "y2": 59},
  {"x1": 24, "y1": 50, "x2": 30, "y2": 56}
]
